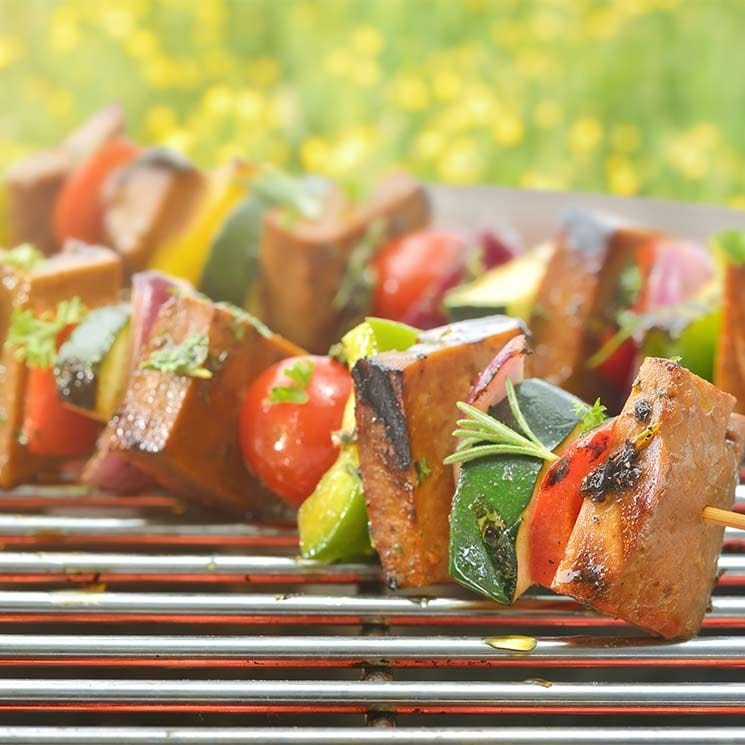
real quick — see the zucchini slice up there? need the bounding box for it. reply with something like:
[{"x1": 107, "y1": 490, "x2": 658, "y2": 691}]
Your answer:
[
  {"x1": 444, "y1": 243, "x2": 553, "y2": 322},
  {"x1": 448, "y1": 378, "x2": 584, "y2": 604},
  {"x1": 55, "y1": 304, "x2": 132, "y2": 422}
]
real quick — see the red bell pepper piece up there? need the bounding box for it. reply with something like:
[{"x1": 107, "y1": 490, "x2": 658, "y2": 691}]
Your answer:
[{"x1": 528, "y1": 419, "x2": 615, "y2": 589}]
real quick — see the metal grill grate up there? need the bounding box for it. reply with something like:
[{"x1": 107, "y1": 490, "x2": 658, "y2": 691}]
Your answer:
[{"x1": 0, "y1": 483, "x2": 741, "y2": 744}]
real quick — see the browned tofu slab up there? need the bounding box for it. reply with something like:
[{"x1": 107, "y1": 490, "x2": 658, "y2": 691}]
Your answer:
[
  {"x1": 102, "y1": 148, "x2": 206, "y2": 275},
  {"x1": 553, "y1": 357, "x2": 739, "y2": 639},
  {"x1": 0, "y1": 243, "x2": 123, "y2": 487},
  {"x1": 260, "y1": 172, "x2": 430, "y2": 353},
  {"x1": 4, "y1": 104, "x2": 125, "y2": 254},
  {"x1": 352, "y1": 316, "x2": 525, "y2": 589},
  {"x1": 715, "y1": 263, "x2": 745, "y2": 414},
  {"x1": 110, "y1": 295, "x2": 303, "y2": 515},
  {"x1": 528, "y1": 210, "x2": 659, "y2": 409}
]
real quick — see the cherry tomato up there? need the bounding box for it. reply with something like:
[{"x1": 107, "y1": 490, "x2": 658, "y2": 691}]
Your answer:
[
  {"x1": 239, "y1": 355, "x2": 351, "y2": 506},
  {"x1": 528, "y1": 420, "x2": 614, "y2": 589},
  {"x1": 23, "y1": 367, "x2": 102, "y2": 457},
  {"x1": 54, "y1": 138, "x2": 140, "y2": 245},
  {"x1": 372, "y1": 229, "x2": 467, "y2": 325}
]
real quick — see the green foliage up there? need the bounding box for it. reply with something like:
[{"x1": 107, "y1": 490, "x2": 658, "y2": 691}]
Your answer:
[{"x1": 2, "y1": 1, "x2": 745, "y2": 205}]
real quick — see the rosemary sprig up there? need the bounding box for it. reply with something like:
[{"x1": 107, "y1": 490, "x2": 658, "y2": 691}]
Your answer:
[{"x1": 444, "y1": 378, "x2": 559, "y2": 466}]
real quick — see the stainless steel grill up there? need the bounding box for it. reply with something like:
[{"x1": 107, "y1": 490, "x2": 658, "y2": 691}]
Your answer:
[{"x1": 0, "y1": 483, "x2": 740, "y2": 743}]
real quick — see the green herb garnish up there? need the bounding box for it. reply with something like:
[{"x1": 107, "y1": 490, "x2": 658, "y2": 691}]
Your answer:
[
  {"x1": 0, "y1": 243, "x2": 45, "y2": 273},
  {"x1": 415, "y1": 457, "x2": 432, "y2": 485},
  {"x1": 573, "y1": 398, "x2": 607, "y2": 434},
  {"x1": 267, "y1": 359, "x2": 314, "y2": 405},
  {"x1": 586, "y1": 309, "x2": 640, "y2": 369},
  {"x1": 333, "y1": 220, "x2": 385, "y2": 315},
  {"x1": 215, "y1": 301, "x2": 271, "y2": 339},
  {"x1": 140, "y1": 334, "x2": 213, "y2": 379},
  {"x1": 716, "y1": 229, "x2": 745, "y2": 266},
  {"x1": 6, "y1": 297, "x2": 86, "y2": 369},
  {"x1": 444, "y1": 379, "x2": 559, "y2": 466},
  {"x1": 617, "y1": 263, "x2": 642, "y2": 308},
  {"x1": 669, "y1": 355, "x2": 682, "y2": 363}
]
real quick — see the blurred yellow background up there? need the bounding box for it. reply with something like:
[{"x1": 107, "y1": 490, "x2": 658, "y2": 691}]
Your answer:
[{"x1": 1, "y1": 0, "x2": 744, "y2": 206}]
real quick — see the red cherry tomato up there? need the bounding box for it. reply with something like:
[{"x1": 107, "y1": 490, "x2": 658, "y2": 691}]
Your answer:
[
  {"x1": 372, "y1": 229, "x2": 467, "y2": 325},
  {"x1": 54, "y1": 138, "x2": 140, "y2": 245},
  {"x1": 528, "y1": 420, "x2": 614, "y2": 589},
  {"x1": 239, "y1": 355, "x2": 351, "y2": 506},
  {"x1": 23, "y1": 367, "x2": 101, "y2": 457}
]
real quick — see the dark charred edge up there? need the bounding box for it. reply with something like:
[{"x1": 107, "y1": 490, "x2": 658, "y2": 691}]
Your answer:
[
  {"x1": 55, "y1": 362, "x2": 97, "y2": 413},
  {"x1": 545, "y1": 457, "x2": 570, "y2": 487},
  {"x1": 352, "y1": 358, "x2": 412, "y2": 469},
  {"x1": 633, "y1": 398, "x2": 652, "y2": 424},
  {"x1": 561, "y1": 208, "x2": 616, "y2": 255}
]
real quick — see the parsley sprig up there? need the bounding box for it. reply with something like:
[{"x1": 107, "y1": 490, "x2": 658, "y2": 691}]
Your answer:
[
  {"x1": 444, "y1": 379, "x2": 558, "y2": 466},
  {"x1": 573, "y1": 398, "x2": 607, "y2": 434},
  {"x1": 140, "y1": 334, "x2": 213, "y2": 379},
  {"x1": 6, "y1": 297, "x2": 86, "y2": 369},
  {"x1": 268, "y1": 359, "x2": 314, "y2": 405}
]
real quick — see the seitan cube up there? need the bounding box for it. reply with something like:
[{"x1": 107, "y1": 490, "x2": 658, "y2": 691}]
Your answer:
[
  {"x1": 102, "y1": 148, "x2": 206, "y2": 275},
  {"x1": 109, "y1": 295, "x2": 303, "y2": 515},
  {"x1": 529, "y1": 210, "x2": 659, "y2": 409},
  {"x1": 553, "y1": 357, "x2": 741, "y2": 638},
  {"x1": 4, "y1": 104, "x2": 125, "y2": 254},
  {"x1": 260, "y1": 172, "x2": 430, "y2": 353},
  {"x1": 0, "y1": 242, "x2": 123, "y2": 486},
  {"x1": 352, "y1": 315, "x2": 525, "y2": 588}
]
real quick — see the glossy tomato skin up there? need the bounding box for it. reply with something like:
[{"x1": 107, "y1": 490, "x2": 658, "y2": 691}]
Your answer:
[
  {"x1": 372, "y1": 229, "x2": 467, "y2": 325},
  {"x1": 239, "y1": 355, "x2": 351, "y2": 507}
]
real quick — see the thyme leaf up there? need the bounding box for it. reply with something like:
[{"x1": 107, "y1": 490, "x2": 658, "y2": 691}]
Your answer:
[
  {"x1": 5, "y1": 297, "x2": 87, "y2": 369},
  {"x1": 444, "y1": 379, "x2": 559, "y2": 466},
  {"x1": 140, "y1": 334, "x2": 213, "y2": 379}
]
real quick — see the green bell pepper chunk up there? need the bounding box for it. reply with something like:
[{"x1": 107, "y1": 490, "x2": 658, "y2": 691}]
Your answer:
[
  {"x1": 639, "y1": 281, "x2": 720, "y2": 382},
  {"x1": 449, "y1": 379, "x2": 584, "y2": 604},
  {"x1": 298, "y1": 317, "x2": 418, "y2": 561}
]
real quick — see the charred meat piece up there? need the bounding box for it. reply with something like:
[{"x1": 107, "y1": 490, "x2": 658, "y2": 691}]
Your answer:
[
  {"x1": 0, "y1": 243, "x2": 123, "y2": 487},
  {"x1": 528, "y1": 210, "x2": 659, "y2": 409},
  {"x1": 553, "y1": 357, "x2": 741, "y2": 639},
  {"x1": 352, "y1": 315, "x2": 525, "y2": 588},
  {"x1": 109, "y1": 295, "x2": 302, "y2": 515},
  {"x1": 715, "y1": 262, "x2": 745, "y2": 414},
  {"x1": 260, "y1": 172, "x2": 430, "y2": 353},
  {"x1": 4, "y1": 104, "x2": 125, "y2": 254},
  {"x1": 102, "y1": 148, "x2": 206, "y2": 275}
]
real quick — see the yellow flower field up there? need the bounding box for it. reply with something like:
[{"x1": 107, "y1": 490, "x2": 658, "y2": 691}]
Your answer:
[{"x1": 1, "y1": 0, "x2": 744, "y2": 206}]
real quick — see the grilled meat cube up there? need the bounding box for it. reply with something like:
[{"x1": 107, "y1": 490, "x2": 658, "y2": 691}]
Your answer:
[
  {"x1": 0, "y1": 243, "x2": 123, "y2": 487},
  {"x1": 352, "y1": 316, "x2": 525, "y2": 588},
  {"x1": 4, "y1": 104, "x2": 125, "y2": 254},
  {"x1": 553, "y1": 357, "x2": 741, "y2": 639},
  {"x1": 102, "y1": 148, "x2": 206, "y2": 275},
  {"x1": 110, "y1": 295, "x2": 302, "y2": 515},
  {"x1": 715, "y1": 262, "x2": 745, "y2": 414},
  {"x1": 260, "y1": 172, "x2": 430, "y2": 353},
  {"x1": 528, "y1": 210, "x2": 658, "y2": 409}
]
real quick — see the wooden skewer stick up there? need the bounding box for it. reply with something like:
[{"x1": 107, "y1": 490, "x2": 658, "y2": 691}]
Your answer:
[{"x1": 702, "y1": 506, "x2": 745, "y2": 531}]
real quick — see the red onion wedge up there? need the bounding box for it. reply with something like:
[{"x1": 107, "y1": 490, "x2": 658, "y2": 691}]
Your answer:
[{"x1": 82, "y1": 272, "x2": 193, "y2": 494}]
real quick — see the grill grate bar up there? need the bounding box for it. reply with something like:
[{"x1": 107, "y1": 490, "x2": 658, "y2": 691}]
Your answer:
[
  {"x1": 0, "y1": 633, "x2": 741, "y2": 667},
  {"x1": 0, "y1": 679, "x2": 743, "y2": 710},
  {"x1": 0, "y1": 551, "x2": 740, "y2": 579},
  {"x1": 0, "y1": 590, "x2": 741, "y2": 626},
  {"x1": 0, "y1": 727, "x2": 744, "y2": 745}
]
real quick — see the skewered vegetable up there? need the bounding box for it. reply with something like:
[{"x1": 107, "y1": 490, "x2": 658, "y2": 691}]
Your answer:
[
  {"x1": 352, "y1": 315, "x2": 525, "y2": 588},
  {"x1": 298, "y1": 316, "x2": 419, "y2": 562}
]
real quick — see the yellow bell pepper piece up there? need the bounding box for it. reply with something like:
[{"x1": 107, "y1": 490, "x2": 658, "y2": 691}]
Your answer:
[{"x1": 148, "y1": 160, "x2": 253, "y2": 285}]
